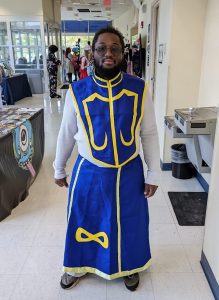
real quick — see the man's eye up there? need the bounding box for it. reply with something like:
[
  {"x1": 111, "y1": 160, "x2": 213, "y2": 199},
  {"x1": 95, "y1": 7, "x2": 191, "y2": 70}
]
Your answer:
[{"x1": 98, "y1": 46, "x2": 105, "y2": 52}]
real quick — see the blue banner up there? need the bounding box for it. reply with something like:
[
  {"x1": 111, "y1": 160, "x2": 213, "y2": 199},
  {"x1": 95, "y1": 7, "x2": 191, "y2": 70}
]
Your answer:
[{"x1": 62, "y1": 20, "x2": 112, "y2": 33}]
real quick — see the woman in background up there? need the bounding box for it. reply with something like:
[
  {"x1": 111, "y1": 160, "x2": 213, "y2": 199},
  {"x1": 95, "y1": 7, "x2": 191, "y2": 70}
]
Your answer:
[
  {"x1": 47, "y1": 45, "x2": 61, "y2": 99},
  {"x1": 79, "y1": 50, "x2": 89, "y2": 80},
  {"x1": 65, "y1": 47, "x2": 74, "y2": 83}
]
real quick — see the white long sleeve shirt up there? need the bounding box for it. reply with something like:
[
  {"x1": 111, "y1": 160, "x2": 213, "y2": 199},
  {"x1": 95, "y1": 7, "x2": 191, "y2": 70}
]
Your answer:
[{"x1": 54, "y1": 87, "x2": 160, "y2": 186}]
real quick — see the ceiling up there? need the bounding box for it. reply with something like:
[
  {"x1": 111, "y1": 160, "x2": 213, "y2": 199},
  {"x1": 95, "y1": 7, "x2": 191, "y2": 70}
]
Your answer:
[{"x1": 61, "y1": 0, "x2": 134, "y2": 21}]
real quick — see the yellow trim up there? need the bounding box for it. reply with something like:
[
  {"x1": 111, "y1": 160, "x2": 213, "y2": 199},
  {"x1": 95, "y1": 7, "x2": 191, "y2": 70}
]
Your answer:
[
  {"x1": 111, "y1": 74, "x2": 123, "y2": 87},
  {"x1": 82, "y1": 93, "x2": 109, "y2": 151},
  {"x1": 75, "y1": 227, "x2": 109, "y2": 249},
  {"x1": 83, "y1": 92, "x2": 109, "y2": 103},
  {"x1": 119, "y1": 92, "x2": 138, "y2": 146},
  {"x1": 83, "y1": 103, "x2": 108, "y2": 151},
  {"x1": 92, "y1": 76, "x2": 108, "y2": 88},
  {"x1": 63, "y1": 258, "x2": 152, "y2": 280},
  {"x1": 69, "y1": 82, "x2": 147, "y2": 168},
  {"x1": 67, "y1": 157, "x2": 85, "y2": 223},
  {"x1": 116, "y1": 167, "x2": 122, "y2": 273},
  {"x1": 92, "y1": 71, "x2": 122, "y2": 88},
  {"x1": 94, "y1": 71, "x2": 121, "y2": 83},
  {"x1": 108, "y1": 81, "x2": 119, "y2": 165}
]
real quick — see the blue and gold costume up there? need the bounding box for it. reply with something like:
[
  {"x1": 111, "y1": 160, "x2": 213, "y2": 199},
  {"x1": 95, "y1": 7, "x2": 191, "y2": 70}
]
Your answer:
[{"x1": 63, "y1": 72, "x2": 151, "y2": 280}]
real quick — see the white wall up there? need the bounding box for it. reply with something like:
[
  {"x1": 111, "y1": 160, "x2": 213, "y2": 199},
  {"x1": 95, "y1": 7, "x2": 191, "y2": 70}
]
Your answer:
[
  {"x1": 198, "y1": 0, "x2": 219, "y2": 107},
  {"x1": 113, "y1": 6, "x2": 137, "y2": 44},
  {"x1": 168, "y1": 0, "x2": 207, "y2": 113},
  {"x1": 201, "y1": 0, "x2": 219, "y2": 285},
  {"x1": 0, "y1": 0, "x2": 42, "y2": 16}
]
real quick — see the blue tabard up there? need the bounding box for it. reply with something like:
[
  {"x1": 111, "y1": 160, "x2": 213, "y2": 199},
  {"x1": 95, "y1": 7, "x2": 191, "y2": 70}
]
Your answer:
[
  {"x1": 63, "y1": 72, "x2": 151, "y2": 280},
  {"x1": 69, "y1": 72, "x2": 146, "y2": 167}
]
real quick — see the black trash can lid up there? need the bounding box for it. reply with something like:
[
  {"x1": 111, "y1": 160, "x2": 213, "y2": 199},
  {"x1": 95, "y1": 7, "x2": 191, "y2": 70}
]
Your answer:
[{"x1": 171, "y1": 144, "x2": 186, "y2": 152}]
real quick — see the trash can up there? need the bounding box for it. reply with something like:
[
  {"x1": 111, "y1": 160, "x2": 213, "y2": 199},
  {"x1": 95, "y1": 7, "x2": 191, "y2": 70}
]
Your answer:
[{"x1": 171, "y1": 144, "x2": 195, "y2": 179}]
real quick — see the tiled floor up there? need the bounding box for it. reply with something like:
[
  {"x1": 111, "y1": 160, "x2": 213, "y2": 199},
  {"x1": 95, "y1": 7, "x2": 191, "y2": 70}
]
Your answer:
[{"x1": 0, "y1": 93, "x2": 214, "y2": 300}]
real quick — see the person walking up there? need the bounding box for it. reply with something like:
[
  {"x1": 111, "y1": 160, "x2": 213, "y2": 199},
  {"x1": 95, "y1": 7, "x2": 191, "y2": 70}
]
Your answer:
[
  {"x1": 65, "y1": 47, "x2": 74, "y2": 83},
  {"x1": 47, "y1": 45, "x2": 61, "y2": 99},
  {"x1": 54, "y1": 26, "x2": 160, "y2": 291}
]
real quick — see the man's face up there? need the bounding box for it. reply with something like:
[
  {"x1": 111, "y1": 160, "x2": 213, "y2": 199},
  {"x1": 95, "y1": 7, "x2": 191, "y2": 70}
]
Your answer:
[{"x1": 93, "y1": 33, "x2": 123, "y2": 75}]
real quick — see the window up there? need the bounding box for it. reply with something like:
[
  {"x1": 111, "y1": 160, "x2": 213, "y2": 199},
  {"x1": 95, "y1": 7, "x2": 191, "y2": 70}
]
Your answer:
[
  {"x1": 0, "y1": 22, "x2": 9, "y2": 62},
  {"x1": 10, "y1": 21, "x2": 43, "y2": 69}
]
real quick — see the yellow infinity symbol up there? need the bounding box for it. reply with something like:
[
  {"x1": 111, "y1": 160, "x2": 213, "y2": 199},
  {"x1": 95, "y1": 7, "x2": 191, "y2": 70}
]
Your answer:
[{"x1": 75, "y1": 227, "x2": 109, "y2": 249}]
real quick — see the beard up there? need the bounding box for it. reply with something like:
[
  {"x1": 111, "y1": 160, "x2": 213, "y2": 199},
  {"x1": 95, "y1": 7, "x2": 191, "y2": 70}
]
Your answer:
[{"x1": 94, "y1": 59, "x2": 122, "y2": 80}]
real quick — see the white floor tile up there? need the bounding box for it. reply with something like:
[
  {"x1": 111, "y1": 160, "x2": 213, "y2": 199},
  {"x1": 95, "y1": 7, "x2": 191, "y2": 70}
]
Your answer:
[
  {"x1": 0, "y1": 223, "x2": 40, "y2": 247},
  {"x1": 21, "y1": 246, "x2": 63, "y2": 275},
  {"x1": 151, "y1": 272, "x2": 213, "y2": 300},
  {"x1": 183, "y1": 245, "x2": 203, "y2": 273},
  {"x1": 176, "y1": 225, "x2": 204, "y2": 246},
  {"x1": 0, "y1": 275, "x2": 19, "y2": 300},
  {"x1": 11, "y1": 274, "x2": 60, "y2": 300},
  {"x1": 0, "y1": 246, "x2": 30, "y2": 275},
  {"x1": 148, "y1": 205, "x2": 174, "y2": 224},
  {"x1": 148, "y1": 187, "x2": 168, "y2": 207},
  {"x1": 149, "y1": 224, "x2": 181, "y2": 245},
  {"x1": 33, "y1": 224, "x2": 66, "y2": 247},
  {"x1": 150, "y1": 245, "x2": 192, "y2": 273}
]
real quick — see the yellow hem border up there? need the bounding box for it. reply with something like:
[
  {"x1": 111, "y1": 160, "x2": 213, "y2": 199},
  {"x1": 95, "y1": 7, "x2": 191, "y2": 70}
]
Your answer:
[{"x1": 63, "y1": 258, "x2": 152, "y2": 280}]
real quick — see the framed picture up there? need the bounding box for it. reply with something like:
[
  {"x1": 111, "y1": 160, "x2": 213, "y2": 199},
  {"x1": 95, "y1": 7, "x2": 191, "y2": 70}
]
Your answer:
[{"x1": 158, "y1": 44, "x2": 164, "y2": 64}]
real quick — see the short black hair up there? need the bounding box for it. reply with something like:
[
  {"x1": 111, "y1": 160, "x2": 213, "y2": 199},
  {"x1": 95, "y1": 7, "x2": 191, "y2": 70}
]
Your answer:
[
  {"x1": 92, "y1": 26, "x2": 125, "y2": 53},
  {"x1": 49, "y1": 45, "x2": 58, "y2": 53}
]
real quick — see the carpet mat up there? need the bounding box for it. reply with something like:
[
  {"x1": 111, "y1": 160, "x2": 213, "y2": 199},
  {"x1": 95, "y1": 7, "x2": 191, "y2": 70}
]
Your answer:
[{"x1": 168, "y1": 192, "x2": 208, "y2": 226}]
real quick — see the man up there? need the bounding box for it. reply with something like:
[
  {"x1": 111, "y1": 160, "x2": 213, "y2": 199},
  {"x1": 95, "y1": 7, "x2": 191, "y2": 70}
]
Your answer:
[
  {"x1": 54, "y1": 27, "x2": 160, "y2": 291},
  {"x1": 46, "y1": 45, "x2": 61, "y2": 99}
]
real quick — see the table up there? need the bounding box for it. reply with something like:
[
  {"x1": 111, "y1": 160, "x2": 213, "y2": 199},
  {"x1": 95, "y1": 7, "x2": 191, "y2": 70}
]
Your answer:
[
  {"x1": 0, "y1": 107, "x2": 44, "y2": 221},
  {"x1": 1, "y1": 74, "x2": 32, "y2": 105}
]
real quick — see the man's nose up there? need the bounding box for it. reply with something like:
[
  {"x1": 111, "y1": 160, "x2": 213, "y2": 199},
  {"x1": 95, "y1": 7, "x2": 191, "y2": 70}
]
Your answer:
[{"x1": 105, "y1": 47, "x2": 113, "y2": 56}]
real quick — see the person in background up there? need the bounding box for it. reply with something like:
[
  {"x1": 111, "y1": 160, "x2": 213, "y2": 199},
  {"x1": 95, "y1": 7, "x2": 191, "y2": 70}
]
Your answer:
[
  {"x1": 79, "y1": 49, "x2": 89, "y2": 80},
  {"x1": 54, "y1": 26, "x2": 160, "y2": 292},
  {"x1": 47, "y1": 45, "x2": 61, "y2": 99},
  {"x1": 71, "y1": 52, "x2": 79, "y2": 81},
  {"x1": 65, "y1": 47, "x2": 74, "y2": 83},
  {"x1": 39, "y1": 55, "x2": 43, "y2": 65},
  {"x1": 84, "y1": 41, "x2": 92, "y2": 56},
  {"x1": 62, "y1": 50, "x2": 67, "y2": 82}
]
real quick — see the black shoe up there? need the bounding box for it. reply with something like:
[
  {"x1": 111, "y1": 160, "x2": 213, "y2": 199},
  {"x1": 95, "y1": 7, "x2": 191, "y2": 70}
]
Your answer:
[
  {"x1": 124, "y1": 273, "x2": 139, "y2": 291},
  {"x1": 50, "y1": 94, "x2": 61, "y2": 99},
  {"x1": 60, "y1": 273, "x2": 80, "y2": 289}
]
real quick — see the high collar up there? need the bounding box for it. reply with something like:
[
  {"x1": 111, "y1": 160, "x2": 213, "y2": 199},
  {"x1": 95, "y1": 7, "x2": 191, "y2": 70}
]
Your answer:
[{"x1": 92, "y1": 71, "x2": 123, "y2": 88}]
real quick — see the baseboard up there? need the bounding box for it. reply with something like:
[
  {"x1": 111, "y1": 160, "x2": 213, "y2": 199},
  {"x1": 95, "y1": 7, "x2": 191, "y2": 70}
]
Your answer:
[
  {"x1": 195, "y1": 172, "x2": 209, "y2": 193},
  {"x1": 201, "y1": 251, "x2": 219, "y2": 300},
  {"x1": 160, "y1": 160, "x2": 172, "y2": 171}
]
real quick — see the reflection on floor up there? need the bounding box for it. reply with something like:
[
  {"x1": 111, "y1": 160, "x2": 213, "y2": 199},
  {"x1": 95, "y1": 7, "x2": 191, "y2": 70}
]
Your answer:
[{"x1": 0, "y1": 93, "x2": 214, "y2": 300}]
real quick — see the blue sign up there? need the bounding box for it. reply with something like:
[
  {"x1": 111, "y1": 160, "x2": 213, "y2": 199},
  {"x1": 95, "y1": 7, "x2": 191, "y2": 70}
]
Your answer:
[{"x1": 62, "y1": 20, "x2": 112, "y2": 33}]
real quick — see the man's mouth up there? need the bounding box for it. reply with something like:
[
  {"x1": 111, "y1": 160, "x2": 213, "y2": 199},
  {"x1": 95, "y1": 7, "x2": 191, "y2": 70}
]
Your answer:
[{"x1": 103, "y1": 59, "x2": 115, "y2": 65}]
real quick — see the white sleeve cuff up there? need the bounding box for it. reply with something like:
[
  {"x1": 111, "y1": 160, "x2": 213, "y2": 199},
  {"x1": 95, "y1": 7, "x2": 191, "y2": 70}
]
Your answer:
[{"x1": 144, "y1": 170, "x2": 161, "y2": 186}]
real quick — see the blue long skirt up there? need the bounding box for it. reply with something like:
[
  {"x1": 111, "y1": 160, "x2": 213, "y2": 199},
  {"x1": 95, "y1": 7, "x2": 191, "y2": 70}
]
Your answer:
[{"x1": 63, "y1": 155, "x2": 151, "y2": 280}]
